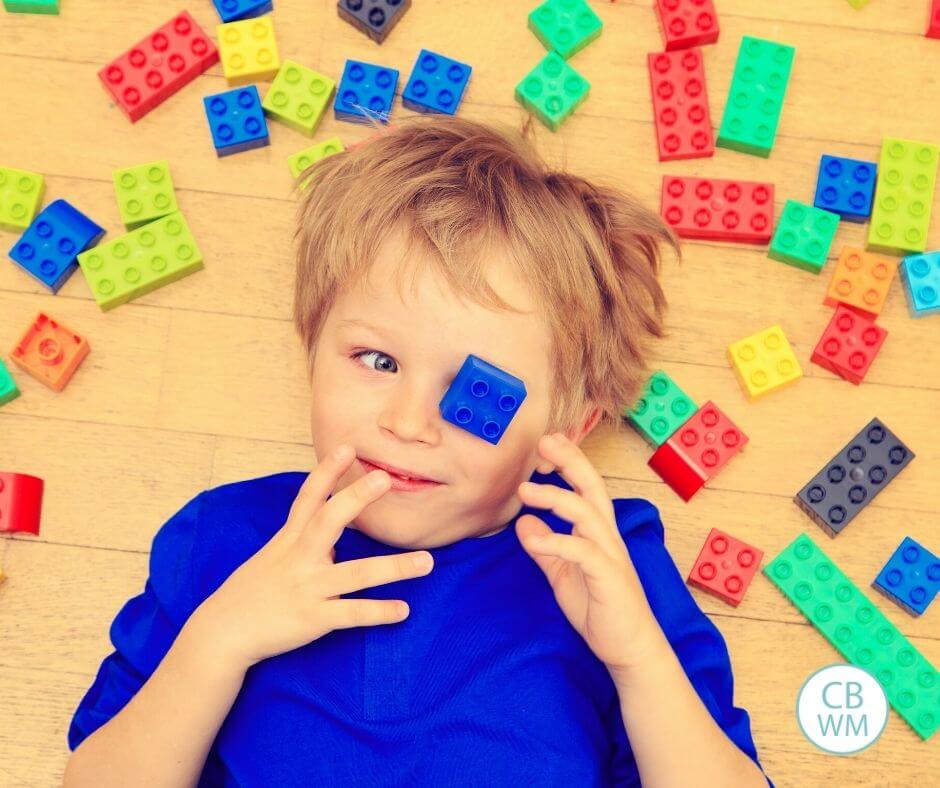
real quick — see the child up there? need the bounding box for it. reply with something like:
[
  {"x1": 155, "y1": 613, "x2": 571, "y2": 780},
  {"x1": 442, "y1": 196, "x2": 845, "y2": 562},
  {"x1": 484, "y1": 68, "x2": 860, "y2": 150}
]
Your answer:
[{"x1": 65, "y1": 116, "x2": 771, "y2": 787}]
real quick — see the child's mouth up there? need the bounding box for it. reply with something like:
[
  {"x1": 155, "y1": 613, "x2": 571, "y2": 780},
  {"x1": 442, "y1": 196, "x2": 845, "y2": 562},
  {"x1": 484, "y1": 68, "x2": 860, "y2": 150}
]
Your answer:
[{"x1": 357, "y1": 458, "x2": 443, "y2": 492}]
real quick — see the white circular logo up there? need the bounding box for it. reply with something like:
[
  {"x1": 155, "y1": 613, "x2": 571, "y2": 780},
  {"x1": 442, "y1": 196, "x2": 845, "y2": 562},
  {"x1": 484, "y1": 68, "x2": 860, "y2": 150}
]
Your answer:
[{"x1": 796, "y1": 664, "x2": 888, "y2": 754}]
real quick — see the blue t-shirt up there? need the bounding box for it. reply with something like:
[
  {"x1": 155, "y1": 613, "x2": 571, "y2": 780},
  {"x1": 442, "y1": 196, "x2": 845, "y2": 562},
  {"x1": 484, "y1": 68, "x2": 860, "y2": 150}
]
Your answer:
[{"x1": 68, "y1": 470, "x2": 770, "y2": 786}]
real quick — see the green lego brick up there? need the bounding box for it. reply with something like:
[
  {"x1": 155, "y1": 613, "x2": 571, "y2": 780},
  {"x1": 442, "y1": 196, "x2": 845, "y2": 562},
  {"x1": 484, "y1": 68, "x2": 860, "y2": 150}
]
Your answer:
[
  {"x1": 77, "y1": 211, "x2": 204, "y2": 311},
  {"x1": 867, "y1": 137, "x2": 939, "y2": 255},
  {"x1": 764, "y1": 533, "x2": 939, "y2": 741},
  {"x1": 845, "y1": 0, "x2": 870, "y2": 7},
  {"x1": 262, "y1": 60, "x2": 336, "y2": 137},
  {"x1": 527, "y1": 0, "x2": 603, "y2": 60},
  {"x1": 514, "y1": 52, "x2": 590, "y2": 133},
  {"x1": 3, "y1": 0, "x2": 59, "y2": 13},
  {"x1": 288, "y1": 137, "x2": 345, "y2": 183},
  {"x1": 625, "y1": 370, "x2": 697, "y2": 447},
  {"x1": 768, "y1": 200, "x2": 839, "y2": 274},
  {"x1": 0, "y1": 165, "x2": 44, "y2": 231},
  {"x1": 113, "y1": 160, "x2": 178, "y2": 230},
  {"x1": 717, "y1": 36, "x2": 795, "y2": 158},
  {"x1": 0, "y1": 360, "x2": 20, "y2": 407}
]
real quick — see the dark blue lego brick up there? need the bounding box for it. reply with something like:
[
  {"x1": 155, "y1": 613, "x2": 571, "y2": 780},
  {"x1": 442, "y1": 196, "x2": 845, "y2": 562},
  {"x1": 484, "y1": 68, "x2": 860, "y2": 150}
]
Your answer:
[
  {"x1": 813, "y1": 154, "x2": 877, "y2": 223},
  {"x1": 212, "y1": 0, "x2": 272, "y2": 22},
  {"x1": 9, "y1": 199, "x2": 104, "y2": 293},
  {"x1": 337, "y1": 0, "x2": 412, "y2": 44},
  {"x1": 334, "y1": 59, "x2": 399, "y2": 124},
  {"x1": 873, "y1": 536, "x2": 939, "y2": 617},
  {"x1": 402, "y1": 49, "x2": 472, "y2": 115},
  {"x1": 439, "y1": 355, "x2": 527, "y2": 445},
  {"x1": 203, "y1": 86, "x2": 270, "y2": 157}
]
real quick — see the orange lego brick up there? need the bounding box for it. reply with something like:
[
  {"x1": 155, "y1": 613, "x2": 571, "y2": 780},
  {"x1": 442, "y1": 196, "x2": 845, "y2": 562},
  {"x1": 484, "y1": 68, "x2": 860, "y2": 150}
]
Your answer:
[
  {"x1": 10, "y1": 312, "x2": 90, "y2": 392},
  {"x1": 824, "y1": 246, "x2": 898, "y2": 318}
]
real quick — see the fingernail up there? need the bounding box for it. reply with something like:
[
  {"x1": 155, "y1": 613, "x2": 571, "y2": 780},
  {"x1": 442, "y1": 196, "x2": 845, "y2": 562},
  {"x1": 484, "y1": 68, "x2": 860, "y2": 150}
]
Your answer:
[
  {"x1": 413, "y1": 552, "x2": 432, "y2": 571},
  {"x1": 333, "y1": 444, "x2": 352, "y2": 461},
  {"x1": 368, "y1": 470, "x2": 390, "y2": 490}
]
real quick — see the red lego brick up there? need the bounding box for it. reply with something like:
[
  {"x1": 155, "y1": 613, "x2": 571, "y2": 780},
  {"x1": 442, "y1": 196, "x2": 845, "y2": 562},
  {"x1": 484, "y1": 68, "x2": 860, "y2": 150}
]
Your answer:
[
  {"x1": 10, "y1": 312, "x2": 90, "y2": 392},
  {"x1": 98, "y1": 11, "x2": 219, "y2": 123},
  {"x1": 0, "y1": 472, "x2": 43, "y2": 535},
  {"x1": 647, "y1": 49, "x2": 714, "y2": 162},
  {"x1": 654, "y1": 0, "x2": 719, "y2": 51},
  {"x1": 811, "y1": 305, "x2": 887, "y2": 386},
  {"x1": 660, "y1": 175, "x2": 774, "y2": 244},
  {"x1": 687, "y1": 527, "x2": 763, "y2": 606},
  {"x1": 928, "y1": 0, "x2": 940, "y2": 38}
]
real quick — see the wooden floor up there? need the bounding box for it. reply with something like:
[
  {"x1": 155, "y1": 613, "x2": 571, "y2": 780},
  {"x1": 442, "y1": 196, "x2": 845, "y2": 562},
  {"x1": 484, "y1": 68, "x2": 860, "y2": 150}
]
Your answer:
[{"x1": 1, "y1": 0, "x2": 938, "y2": 784}]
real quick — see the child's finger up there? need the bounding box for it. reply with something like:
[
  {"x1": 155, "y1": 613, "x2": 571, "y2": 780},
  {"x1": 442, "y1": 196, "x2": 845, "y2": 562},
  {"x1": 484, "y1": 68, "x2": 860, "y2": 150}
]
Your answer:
[
  {"x1": 279, "y1": 446, "x2": 359, "y2": 539},
  {"x1": 322, "y1": 551, "x2": 433, "y2": 598},
  {"x1": 521, "y1": 526, "x2": 607, "y2": 583},
  {"x1": 298, "y1": 467, "x2": 391, "y2": 554},
  {"x1": 320, "y1": 598, "x2": 410, "y2": 630},
  {"x1": 537, "y1": 434, "x2": 616, "y2": 522}
]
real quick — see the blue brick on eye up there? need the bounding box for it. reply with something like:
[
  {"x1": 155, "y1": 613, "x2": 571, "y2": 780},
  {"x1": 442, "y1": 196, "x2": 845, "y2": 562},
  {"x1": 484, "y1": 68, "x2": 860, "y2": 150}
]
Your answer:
[
  {"x1": 439, "y1": 355, "x2": 527, "y2": 445},
  {"x1": 872, "y1": 536, "x2": 940, "y2": 617}
]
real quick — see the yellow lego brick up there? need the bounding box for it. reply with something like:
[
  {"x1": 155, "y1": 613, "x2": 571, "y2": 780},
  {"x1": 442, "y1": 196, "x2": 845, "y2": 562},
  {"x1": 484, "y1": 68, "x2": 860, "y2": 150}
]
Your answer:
[
  {"x1": 727, "y1": 325, "x2": 802, "y2": 400},
  {"x1": 218, "y1": 16, "x2": 280, "y2": 87}
]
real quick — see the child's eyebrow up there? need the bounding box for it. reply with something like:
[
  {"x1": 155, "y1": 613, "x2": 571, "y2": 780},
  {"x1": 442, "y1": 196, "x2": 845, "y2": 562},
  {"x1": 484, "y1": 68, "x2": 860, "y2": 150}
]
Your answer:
[{"x1": 336, "y1": 318, "x2": 389, "y2": 336}]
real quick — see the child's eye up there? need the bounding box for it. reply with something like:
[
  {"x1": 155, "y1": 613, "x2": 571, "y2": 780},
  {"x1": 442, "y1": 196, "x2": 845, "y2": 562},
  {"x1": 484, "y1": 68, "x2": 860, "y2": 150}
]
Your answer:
[{"x1": 353, "y1": 350, "x2": 398, "y2": 374}]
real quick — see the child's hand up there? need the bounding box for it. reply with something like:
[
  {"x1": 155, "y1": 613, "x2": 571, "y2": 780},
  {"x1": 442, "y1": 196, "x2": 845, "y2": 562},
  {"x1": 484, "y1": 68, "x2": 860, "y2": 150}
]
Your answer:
[{"x1": 190, "y1": 446, "x2": 434, "y2": 672}]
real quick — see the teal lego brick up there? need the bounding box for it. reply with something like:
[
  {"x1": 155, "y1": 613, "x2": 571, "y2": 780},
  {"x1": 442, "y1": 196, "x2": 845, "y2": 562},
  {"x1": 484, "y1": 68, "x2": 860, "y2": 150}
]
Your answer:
[
  {"x1": 514, "y1": 52, "x2": 590, "y2": 132},
  {"x1": 527, "y1": 0, "x2": 603, "y2": 59},
  {"x1": 3, "y1": 0, "x2": 59, "y2": 13},
  {"x1": 625, "y1": 370, "x2": 697, "y2": 447},
  {"x1": 768, "y1": 200, "x2": 839, "y2": 274},
  {"x1": 0, "y1": 360, "x2": 20, "y2": 407}
]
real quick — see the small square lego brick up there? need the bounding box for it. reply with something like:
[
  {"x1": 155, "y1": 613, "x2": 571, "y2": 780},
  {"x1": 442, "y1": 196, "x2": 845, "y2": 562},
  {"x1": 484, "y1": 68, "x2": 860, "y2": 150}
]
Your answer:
[
  {"x1": 2, "y1": 0, "x2": 58, "y2": 13},
  {"x1": 0, "y1": 359, "x2": 19, "y2": 407},
  {"x1": 528, "y1": 0, "x2": 603, "y2": 59},
  {"x1": 660, "y1": 175, "x2": 773, "y2": 243},
  {"x1": 794, "y1": 418, "x2": 915, "y2": 538},
  {"x1": 337, "y1": 0, "x2": 412, "y2": 44},
  {"x1": 439, "y1": 355, "x2": 527, "y2": 445},
  {"x1": 823, "y1": 246, "x2": 897, "y2": 318},
  {"x1": 334, "y1": 59, "x2": 400, "y2": 125},
  {"x1": 625, "y1": 369, "x2": 697, "y2": 447},
  {"x1": 872, "y1": 537, "x2": 940, "y2": 617},
  {"x1": 262, "y1": 61, "x2": 336, "y2": 136},
  {"x1": 217, "y1": 15, "x2": 280, "y2": 87},
  {"x1": 928, "y1": 0, "x2": 940, "y2": 38},
  {"x1": 654, "y1": 0, "x2": 719, "y2": 51},
  {"x1": 515, "y1": 52, "x2": 590, "y2": 133},
  {"x1": 647, "y1": 49, "x2": 713, "y2": 162},
  {"x1": 204, "y1": 86, "x2": 270, "y2": 157},
  {"x1": 811, "y1": 305, "x2": 887, "y2": 386},
  {"x1": 900, "y1": 251, "x2": 940, "y2": 317},
  {"x1": 402, "y1": 49, "x2": 472, "y2": 116},
  {"x1": 113, "y1": 161, "x2": 178, "y2": 230},
  {"x1": 768, "y1": 200, "x2": 839, "y2": 274},
  {"x1": 212, "y1": 0, "x2": 272, "y2": 23},
  {"x1": 688, "y1": 528, "x2": 763, "y2": 606},
  {"x1": 10, "y1": 312, "x2": 90, "y2": 392},
  {"x1": 288, "y1": 137, "x2": 345, "y2": 182},
  {"x1": 813, "y1": 155, "x2": 876, "y2": 222},
  {"x1": 0, "y1": 165, "x2": 45, "y2": 232},
  {"x1": 727, "y1": 325, "x2": 802, "y2": 400},
  {"x1": 0, "y1": 472, "x2": 43, "y2": 535}
]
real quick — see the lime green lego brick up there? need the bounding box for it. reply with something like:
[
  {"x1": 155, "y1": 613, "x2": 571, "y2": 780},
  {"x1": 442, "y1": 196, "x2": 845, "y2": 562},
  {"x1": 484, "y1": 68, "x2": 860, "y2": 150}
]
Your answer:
[
  {"x1": 262, "y1": 60, "x2": 336, "y2": 136},
  {"x1": 0, "y1": 165, "x2": 44, "y2": 231},
  {"x1": 0, "y1": 360, "x2": 20, "y2": 407},
  {"x1": 717, "y1": 36, "x2": 795, "y2": 158},
  {"x1": 514, "y1": 52, "x2": 590, "y2": 132},
  {"x1": 764, "y1": 533, "x2": 939, "y2": 740},
  {"x1": 112, "y1": 161, "x2": 179, "y2": 230},
  {"x1": 527, "y1": 0, "x2": 603, "y2": 60},
  {"x1": 768, "y1": 200, "x2": 839, "y2": 274},
  {"x1": 867, "y1": 137, "x2": 939, "y2": 255},
  {"x1": 625, "y1": 370, "x2": 697, "y2": 447},
  {"x1": 288, "y1": 137, "x2": 345, "y2": 182},
  {"x1": 77, "y1": 211, "x2": 204, "y2": 311},
  {"x1": 845, "y1": 0, "x2": 870, "y2": 7},
  {"x1": 3, "y1": 0, "x2": 59, "y2": 13}
]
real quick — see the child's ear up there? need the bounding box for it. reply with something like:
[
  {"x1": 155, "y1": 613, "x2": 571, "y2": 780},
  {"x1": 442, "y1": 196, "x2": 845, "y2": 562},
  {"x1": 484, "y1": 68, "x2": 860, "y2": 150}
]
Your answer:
[{"x1": 534, "y1": 404, "x2": 602, "y2": 475}]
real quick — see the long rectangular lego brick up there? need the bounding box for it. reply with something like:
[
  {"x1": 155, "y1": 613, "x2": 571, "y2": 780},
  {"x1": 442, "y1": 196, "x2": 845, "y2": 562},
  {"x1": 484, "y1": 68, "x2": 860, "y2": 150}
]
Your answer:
[
  {"x1": 660, "y1": 175, "x2": 774, "y2": 243},
  {"x1": 647, "y1": 49, "x2": 713, "y2": 161}
]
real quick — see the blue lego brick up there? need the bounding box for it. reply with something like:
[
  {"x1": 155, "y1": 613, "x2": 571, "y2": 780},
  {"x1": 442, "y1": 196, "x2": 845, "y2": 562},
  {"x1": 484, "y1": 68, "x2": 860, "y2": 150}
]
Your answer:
[
  {"x1": 8, "y1": 199, "x2": 105, "y2": 293},
  {"x1": 900, "y1": 252, "x2": 940, "y2": 317},
  {"x1": 337, "y1": 0, "x2": 412, "y2": 44},
  {"x1": 402, "y1": 49, "x2": 471, "y2": 115},
  {"x1": 439, "y1": 354, "x2": 527, "y2": 445},
  {"x1": 873, "y1": 536, "x2": 940, "y2": 617},
  {"x1": 813, "y1": 154, "x2": 877, "y2": 222},
  {"x1": 203, "y1": 85, "x2": 270, "y2": 157},
  {"x1": 212, "y1": 0, "x2": 272, "y2": 22},
  {"x1": 334, "y1": 59, "x2": 399, "y2": 124}
]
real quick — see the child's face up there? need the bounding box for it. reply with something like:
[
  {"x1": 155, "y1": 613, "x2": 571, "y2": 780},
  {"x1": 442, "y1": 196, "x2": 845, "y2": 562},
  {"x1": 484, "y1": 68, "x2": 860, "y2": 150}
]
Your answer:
[{"x1": 308, "y1": 225, "x2": 598, "y2": 549}]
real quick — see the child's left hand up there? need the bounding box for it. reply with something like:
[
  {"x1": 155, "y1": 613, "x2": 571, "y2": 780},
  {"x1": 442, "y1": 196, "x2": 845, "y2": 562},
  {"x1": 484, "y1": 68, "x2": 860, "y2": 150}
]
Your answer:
[{"x1": 516, "y1": 433, "x2": 664, "y2": 681}]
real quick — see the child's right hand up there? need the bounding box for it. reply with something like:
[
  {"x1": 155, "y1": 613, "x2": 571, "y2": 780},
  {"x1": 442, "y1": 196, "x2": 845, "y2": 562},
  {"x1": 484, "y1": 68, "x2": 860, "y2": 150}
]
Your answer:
[{"x1": 188, "y1": 445, "x2": 433, "y2": 672}]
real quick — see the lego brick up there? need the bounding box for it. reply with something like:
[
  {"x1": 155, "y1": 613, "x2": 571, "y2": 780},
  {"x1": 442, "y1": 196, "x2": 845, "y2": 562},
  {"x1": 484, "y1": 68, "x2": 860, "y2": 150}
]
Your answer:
[
  {"x1": 10, "y1": 312, "x2": 90, "y2": 392},
  {"x1": 900, "y1": 251, "x2": 940, "y2": 317},
  {"x1": 823, "y1": 246, "x2": 897, "y2": 318},
  {"x1": 9, "y1": 199, "x2": 105, "y2": 293},
  {"x1": 213, "y1": 0, "x2": 272, "y2": 23},
  {"x1": 217, "y1": 16, "x2": 280, "y2": 87},
  {"x1": 846, "y1": 0, "x2": 870, "y2": 7},
  {"x1": 77, "y1": 211, "x2": 204, "y2": 311},
  {"x1": 0, "y1": 165, "x2": 44, "y2": 232},
  {"x1": 402, "y1": 49, "x2": 472, "y2": 115},
  {"x1": 660, "y1": 175, "x2": 773, "y2": 244},
  {"x1": 928, "y1": 0, "x2": 940, "y2": 38},
  {"x1": 337, "y1": 0, "x2": 412, "y2": 44},
  {"x1": 867, "y1": 137, "x2": 939, "y2": 255},
  {"x1": 768, "y1": 200, "x2": 839, "y2": 274},
  {"x1": 0, "y1": 359, "x2": 19, "y2": 407},
  {"x1": 438, "y1": 355, "x2": 527, "y2": 445},
  {"x1": 625, "y1": 369, "x2": 697, "y2": 448},
  {"x1": 716, "y1": 36, "x2": 795, "y2": 158},
  {"x1": 654, "y1": 0, "x2": 719, "y2": 51},
  {"x1": 813, "y1": 155, "x2": 876, "y2": 222},
  {"x1": 687, "y1": 528, "x2": 763, "y2": 606},
  {"x1": 794, "y1": 418, "x2": 915, "y2": 538},
  {"x1": 3, "y1": 0, "x2": 58, "y2": 13},
  {"x1": 204, "y1": 85, "x2": 270, "y2": 157},
  {"x1": 288, "y1": 137, "x2": 345, "y2": 182},
  {"x1": 0, "y1": 472, "x2": 43, "y2": 535},
  {"x1": 765, "y1": 533, "x2": 939, "y2": 740},
  {"x1": 811, "y1": 305, "x2": 887, "y2": 386},
  {"x1": 113, "y1": 160, "x2": 178, "y2": 230},
  {"x1": 515, "y1": 52, "x2": 590, "y2": 133},
  {"x1": 98, "y1": 11, "x2": 219, "y2": 123},
  {"x1": 727, "y1": 324, "x2": 802, "y2": 400},
  {"x1": 528, "y1": 0, "x2": 603, "y2": 59},
  {"x1": 647, "y1": 49, "x2": 714, "y2": 162},
  {"x1": 334, "y1": 59, "x2": 400, "y2": 125},
  {"x1": 873, "y1": 537, "x2": 940, "y2": 617},
  {"x1": 262, "y1": 60, "x2": 336, "y2": 136}
]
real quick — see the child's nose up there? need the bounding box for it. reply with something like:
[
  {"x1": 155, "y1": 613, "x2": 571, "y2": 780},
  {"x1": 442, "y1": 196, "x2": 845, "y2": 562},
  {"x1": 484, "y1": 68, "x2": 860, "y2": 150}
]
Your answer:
[{"x1": 378, "y1": 383, "x2": 442, "y2": 445}]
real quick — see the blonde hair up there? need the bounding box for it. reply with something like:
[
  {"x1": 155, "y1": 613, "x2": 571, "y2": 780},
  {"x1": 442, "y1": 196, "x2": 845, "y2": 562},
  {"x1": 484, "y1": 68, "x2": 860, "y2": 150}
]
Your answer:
[{"x1": 294, "y1": 114, "x2": 676, "y2": 434}]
